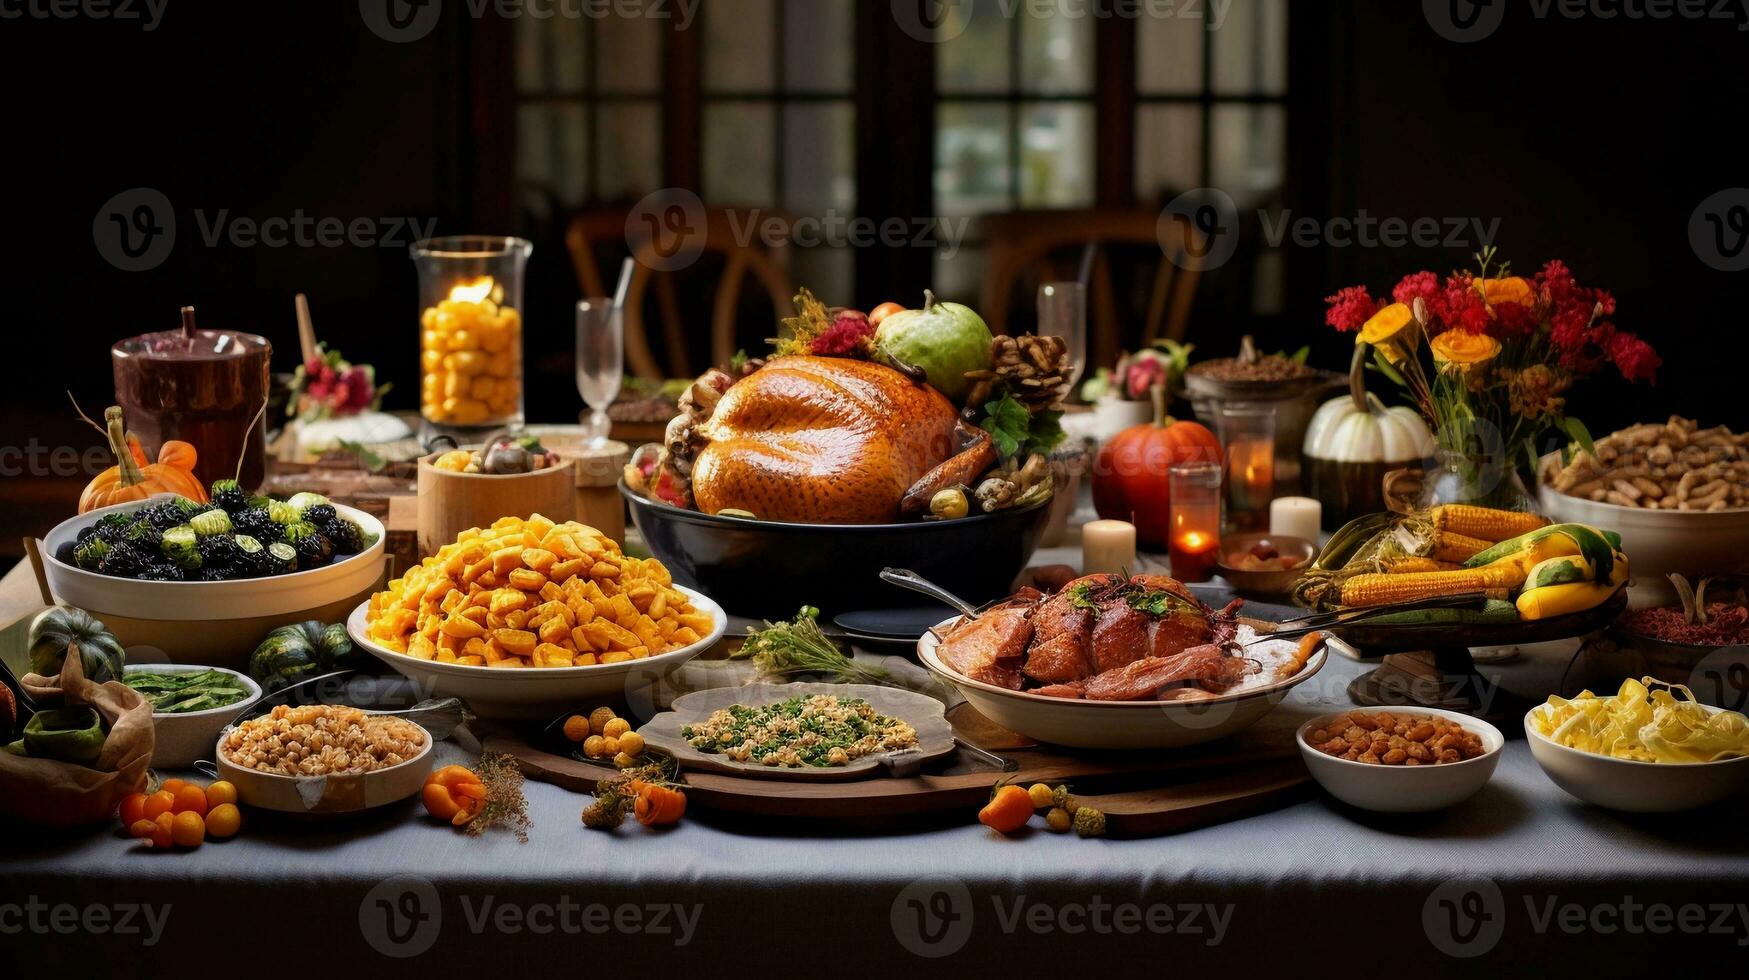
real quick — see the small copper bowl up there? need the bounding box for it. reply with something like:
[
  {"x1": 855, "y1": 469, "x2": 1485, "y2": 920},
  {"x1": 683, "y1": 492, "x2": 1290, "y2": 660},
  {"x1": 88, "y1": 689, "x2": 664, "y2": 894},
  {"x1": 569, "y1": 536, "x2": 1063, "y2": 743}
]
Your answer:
[{"x1": 1217, "y1": 533, "x2": 1316, "y2": 599}]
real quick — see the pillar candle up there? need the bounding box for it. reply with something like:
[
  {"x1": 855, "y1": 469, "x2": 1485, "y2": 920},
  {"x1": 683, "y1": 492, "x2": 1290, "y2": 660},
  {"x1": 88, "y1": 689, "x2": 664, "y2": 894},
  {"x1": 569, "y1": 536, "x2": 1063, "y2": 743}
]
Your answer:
[
  {"x1": 1270, "y1": 496, "x2": 1322, "y2": 543},
  {"x1": 1082, "y1": 519, "x2": 1137, "y2": 575}
]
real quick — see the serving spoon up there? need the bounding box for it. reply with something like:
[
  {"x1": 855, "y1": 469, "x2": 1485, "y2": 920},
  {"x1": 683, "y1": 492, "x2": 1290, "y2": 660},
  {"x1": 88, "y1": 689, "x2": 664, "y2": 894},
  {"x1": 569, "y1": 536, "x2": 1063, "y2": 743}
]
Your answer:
[{"x1": 879, "y1": 567, "x2": 983, "y2": 621}]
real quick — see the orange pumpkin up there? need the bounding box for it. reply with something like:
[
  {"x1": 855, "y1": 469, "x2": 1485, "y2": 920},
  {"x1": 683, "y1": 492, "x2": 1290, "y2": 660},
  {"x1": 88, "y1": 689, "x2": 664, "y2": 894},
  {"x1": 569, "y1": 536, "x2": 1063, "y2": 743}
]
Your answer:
[
  {"x1": 1092, "y1": 404, "x2": 1222, "y2": 549},
  {"x1": 633, "y1": 783, "x2": 686, "y2": 827},
  {"x1": 79, "y1": 406, "x2": 208, "y2": 513}
]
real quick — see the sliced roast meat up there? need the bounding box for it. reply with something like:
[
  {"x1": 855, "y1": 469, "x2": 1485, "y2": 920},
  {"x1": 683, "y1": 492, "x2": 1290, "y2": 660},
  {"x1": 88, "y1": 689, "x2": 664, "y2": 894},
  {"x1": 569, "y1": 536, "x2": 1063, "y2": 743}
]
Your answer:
[
  {"x1": 1090, "y1": 602, "x2": 1154, "y2": 674},
  {"x1": 1082, "y1": 644, "x2": 1251, "y2": 701},
  {"x1": 934, "y1": 606, "x2": 1033, "y2": 691},
  {"x1": 1032, "y1": 682, "x2": 1085, "y2": 699},
  {"x1": 1147, "y1": 610, "x2": 1215, "y2": 660},
  {"x1": 1023, "y1": 630, "x2": 1095, "y2": 684}
]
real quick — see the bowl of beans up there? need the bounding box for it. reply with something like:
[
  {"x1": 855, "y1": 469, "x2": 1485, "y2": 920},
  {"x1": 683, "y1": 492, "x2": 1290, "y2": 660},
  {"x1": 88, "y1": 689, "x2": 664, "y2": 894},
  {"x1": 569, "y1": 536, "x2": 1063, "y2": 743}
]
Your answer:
[
  {"x1": 215, "y1": 704, "x2": 434, "y2": 814},
  {"x1": 1296, "y1": 708, "x2": 1503, "y2": 813}
]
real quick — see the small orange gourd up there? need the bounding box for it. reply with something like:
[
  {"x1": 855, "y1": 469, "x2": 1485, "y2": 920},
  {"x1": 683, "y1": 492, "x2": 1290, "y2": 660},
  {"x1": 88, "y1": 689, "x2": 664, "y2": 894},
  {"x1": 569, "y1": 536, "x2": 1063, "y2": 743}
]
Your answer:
[
  {"x1": 633, "y1": 783, "x2": 687, "y2": 826},
  {"x1": 79, "y1": 406, "x2": 208, "y2": 513}
]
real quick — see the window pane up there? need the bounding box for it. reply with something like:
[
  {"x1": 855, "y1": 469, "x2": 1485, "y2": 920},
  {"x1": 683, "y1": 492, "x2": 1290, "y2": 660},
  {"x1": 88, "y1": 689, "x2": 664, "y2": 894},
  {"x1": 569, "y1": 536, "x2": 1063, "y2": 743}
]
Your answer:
[
  {"x1": 784, "y1": 0, "x2": 853, "y2": 93},
  {"x1": 1020, "y1": 7, "x2": 1093, "y2": 94},
  {"x1": 596, "y1": 102, "x2": 662, "y2": 201},
  {"x1": 937, "y1": 0, "x2": 1010, "y2": 94},
  {"x1": 936, "y1": 102, "x2": 1012, "y2": 215},
  {"x1": 704, "y1": 102, "x2": 776, "y2": 204},
  {"x1": 596, "y1": 9, "x2": 663, "y2": 94},
  {"x1": 783, "y1": 103, "x2": 855, "y2": 216},
  {"x1": 1134, "y1": 104, "x2": 1201, "y2": 201},
  {"x1": 516, "y1": 104, "x2": 588, "y2": 207},
  {"x1": 792, "y1": 246, "x2": 853, "y2": 305},
  {"x1": 1212, "y1": 0, "x2": 1288, "y2": 95},
  {"x1": 1136, "y1": 10, "x2": 1202, "y2": 94},
  {"x1": 704, "y1": 0, "x2": 776, "y2": 92},
  {"x1": 1211, "y1": 104, "x2": 1285, "y2": 209},
  {"x1": 515, "y1": 14, "x2": 587, "y2": 93},
  {"x1": 1019, "y1": 103, "x2": 1094, "y2": 207},
  {"x1": 934, "y1": 246, "x2": 986, "y2": 307}
]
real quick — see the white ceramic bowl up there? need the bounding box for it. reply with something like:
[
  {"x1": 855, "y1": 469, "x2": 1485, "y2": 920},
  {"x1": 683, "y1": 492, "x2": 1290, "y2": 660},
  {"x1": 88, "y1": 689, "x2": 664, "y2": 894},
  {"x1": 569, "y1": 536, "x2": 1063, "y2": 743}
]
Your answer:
[
  {"x1": 40, "y1": 495, "x2": 388, "y2": 666},
  {"x1": 1296, "y1": 708, "x2": 1503, "y2": 813},
  {"x1": 122, "y1": 664, "x2": 261, "y2": 769},
  {"x1": 1524, "y1": 706, "x2": 1749, "y2": 812},
  {"x1": 347, "y1": 585, "x2": 728, "y2": 720},
  {"x1": 917, "y1": 624, "x2": 1327, "y2": 749},
  {"x1": 214, "y1": 722, "x2": 434, "y2": 815},
  {"x1": 1537, "y1": 483, "x2": 1749, "y2": 607}
]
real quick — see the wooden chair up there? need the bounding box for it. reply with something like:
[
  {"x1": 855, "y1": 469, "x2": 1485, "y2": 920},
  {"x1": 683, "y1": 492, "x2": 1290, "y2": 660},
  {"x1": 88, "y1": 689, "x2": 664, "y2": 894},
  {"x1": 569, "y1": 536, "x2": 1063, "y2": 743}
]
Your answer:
[
  {"x1": 565, "y1": 208, "x2": 795, "y2": 381},
  {"x1": 979, "y1": 210, "x2": 1209, "y2": 371}
]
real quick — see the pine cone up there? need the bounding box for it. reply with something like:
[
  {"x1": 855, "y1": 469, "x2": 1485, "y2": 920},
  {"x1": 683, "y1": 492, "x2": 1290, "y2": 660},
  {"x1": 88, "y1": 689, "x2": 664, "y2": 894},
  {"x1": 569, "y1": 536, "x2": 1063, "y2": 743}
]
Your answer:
[{"x1": 965, "y1": 334, "x2": 1070, "y2": 412}]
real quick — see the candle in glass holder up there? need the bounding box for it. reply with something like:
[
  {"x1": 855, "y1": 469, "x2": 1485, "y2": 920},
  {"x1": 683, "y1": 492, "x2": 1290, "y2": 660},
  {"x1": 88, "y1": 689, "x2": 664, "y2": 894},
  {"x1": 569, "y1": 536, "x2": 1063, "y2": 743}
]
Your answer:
[
  {"x1": 413, "y1": 236, "x2": 531, "y2": 433},
  {"x1": 1082, "y1": 519, "x2": 1137, "y2": 575},
  {"x1": 1168, "y1": 461, "x2": 1222, "y2": 583},
  {"x1": 1218, "y1": 404, "x2": 1276, "y2": 533}
]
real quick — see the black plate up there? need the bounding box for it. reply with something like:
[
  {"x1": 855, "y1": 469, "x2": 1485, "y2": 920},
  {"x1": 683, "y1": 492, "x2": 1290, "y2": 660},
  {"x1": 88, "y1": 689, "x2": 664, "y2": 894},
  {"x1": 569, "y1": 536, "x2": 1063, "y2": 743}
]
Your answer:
[
  {"x1": 834, "y1": 606, "x2": 958, "y2": 641},
  {"x1": 623, "y1": 481, "x2": 1052, "y2": 619}
]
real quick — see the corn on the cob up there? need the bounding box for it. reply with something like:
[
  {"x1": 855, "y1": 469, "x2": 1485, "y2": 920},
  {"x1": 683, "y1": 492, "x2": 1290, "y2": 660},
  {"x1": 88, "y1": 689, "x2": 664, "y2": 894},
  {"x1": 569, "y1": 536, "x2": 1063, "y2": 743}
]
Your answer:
[
  {"x1": 1429, "y1": 531, "x2": 1494, "y2": 563},
  {"x1": 1429, "y1": 504, "x2": 1548, "y2": 543},
  {"x1": 1339, "y1": 565, "x2": 1528, "y2": 607},
  {"x1": 1385, "y1": 556, "x2": 1463, "y2": 574}
]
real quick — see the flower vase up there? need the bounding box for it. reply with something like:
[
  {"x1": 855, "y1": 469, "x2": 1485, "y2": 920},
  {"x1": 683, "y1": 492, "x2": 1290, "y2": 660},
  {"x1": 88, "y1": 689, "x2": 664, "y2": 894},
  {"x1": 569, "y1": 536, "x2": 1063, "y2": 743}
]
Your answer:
[{"x1": 1419, "y1": 448, "x2": 1535, "y2": 513}]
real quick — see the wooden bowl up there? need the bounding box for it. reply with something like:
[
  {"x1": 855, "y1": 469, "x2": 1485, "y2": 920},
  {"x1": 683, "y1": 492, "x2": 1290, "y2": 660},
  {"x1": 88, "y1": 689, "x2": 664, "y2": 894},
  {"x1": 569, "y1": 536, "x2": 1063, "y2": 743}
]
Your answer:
[
  {"x1": 416, "y1": 453, "x2": 576, "y2": 556},
  {"x1": 1217, "y1": 533, "x2": 1315, "y2": 599},
  {"x1": 214, "y1": 722, "x2": 434, "y2": 815}
]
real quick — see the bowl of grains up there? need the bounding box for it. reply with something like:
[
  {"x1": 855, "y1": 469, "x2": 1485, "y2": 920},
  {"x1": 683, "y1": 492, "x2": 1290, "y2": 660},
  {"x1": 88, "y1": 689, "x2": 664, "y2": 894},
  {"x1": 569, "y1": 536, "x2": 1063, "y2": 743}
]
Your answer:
[
  {"x1": 214, "y1": 704, "x2": 434, "y2": 814},
  {"x1": 1296, "y1": 708, "x2": 1504, "y2": 813}
]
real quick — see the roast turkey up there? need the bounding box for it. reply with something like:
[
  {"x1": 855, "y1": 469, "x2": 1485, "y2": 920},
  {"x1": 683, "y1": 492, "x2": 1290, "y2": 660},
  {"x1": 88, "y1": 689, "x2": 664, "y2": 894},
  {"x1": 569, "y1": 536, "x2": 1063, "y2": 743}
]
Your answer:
[{"x1": 689, "y1": 356, "x2": 966, "y2": 524}]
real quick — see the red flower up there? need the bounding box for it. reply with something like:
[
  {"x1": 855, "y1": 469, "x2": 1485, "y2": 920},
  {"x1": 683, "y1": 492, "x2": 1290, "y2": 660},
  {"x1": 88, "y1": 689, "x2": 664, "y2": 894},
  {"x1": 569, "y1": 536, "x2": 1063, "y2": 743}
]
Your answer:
[
  {"x1": 809, "y1": 309, "x2": 875, "y2": 356},
  {"x1": 1607, "y1": 331, "x2": 1661, "y2": 383},
  {"x1": 1560, "y1": 320, "x2": 1616, "y2": 375},
  {"x1": 1439, "y1": 275, "x2": 1491, "y2": 335},
  {"x1": 1491, "y1": 301, "x2": 1540, "y2": 338},
  {"x1": 1324, "y1": 286, "x2": 1381, "y2": 332},
  {"x1": 1549, "y1": 305, "x2": 1591, "y2": 352},
  {"x1": 1391, "y1": 271, "x2": 1441, "y2": 309}
]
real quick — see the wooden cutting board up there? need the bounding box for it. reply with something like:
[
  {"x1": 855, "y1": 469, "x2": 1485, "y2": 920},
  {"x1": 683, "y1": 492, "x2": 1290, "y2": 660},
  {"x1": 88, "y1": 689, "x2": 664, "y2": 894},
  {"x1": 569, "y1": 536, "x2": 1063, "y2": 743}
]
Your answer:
[{"x1": 482, "y1": 702, "x2": 1314, "y2": 839}]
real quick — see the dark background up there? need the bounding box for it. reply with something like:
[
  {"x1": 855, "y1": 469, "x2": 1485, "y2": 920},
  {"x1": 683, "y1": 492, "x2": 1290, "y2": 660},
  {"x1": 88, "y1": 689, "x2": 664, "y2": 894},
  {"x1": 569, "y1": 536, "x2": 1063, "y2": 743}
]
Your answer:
[{"x1": 2, "y1": 0, "x2": 1744, "y2": 558}]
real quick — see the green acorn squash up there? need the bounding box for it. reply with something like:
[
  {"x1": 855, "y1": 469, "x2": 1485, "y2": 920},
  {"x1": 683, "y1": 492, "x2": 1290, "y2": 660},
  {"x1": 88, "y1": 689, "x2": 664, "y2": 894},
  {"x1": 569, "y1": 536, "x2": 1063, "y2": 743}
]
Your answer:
[
  {"x1": 247, "y1": 621, "x2": 355, "y2": 694},
  {"x1": 27, "y1": 606, "x2": 126, "y2": 683}
]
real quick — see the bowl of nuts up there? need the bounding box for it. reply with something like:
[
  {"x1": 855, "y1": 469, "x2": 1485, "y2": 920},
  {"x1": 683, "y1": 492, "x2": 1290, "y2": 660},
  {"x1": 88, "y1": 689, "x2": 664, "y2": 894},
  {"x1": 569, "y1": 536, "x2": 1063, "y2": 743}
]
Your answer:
[
  {"x1": 214, "y1": 704, "x2": 435, "y2": 814},
  {"x1": 1539, "y1": 417, "x2": 1749, "y2": 608},
  {"x1": 1296, "y1": 708, "x2": 1504, "y2": 813}
]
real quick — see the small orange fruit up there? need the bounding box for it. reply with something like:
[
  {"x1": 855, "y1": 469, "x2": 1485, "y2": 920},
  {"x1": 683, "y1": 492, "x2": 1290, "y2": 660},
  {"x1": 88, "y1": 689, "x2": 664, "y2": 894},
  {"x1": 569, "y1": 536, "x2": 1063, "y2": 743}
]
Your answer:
[
  {"x1": 204, "y1": 780, "x2": 238, "y2": 809},
  {"x1": 171, "y1": 810, "x2": 205, "y2": 848},
  {"x1": 159, "y1": 778, "x2": 187, "y2": 795},
  {"x1": 127, "y1": 818, "x2": 158, "y2": 840},
  {"x1": 142, "y1": 790, "x2": 176, "y2": 820},
  {"x1": 144, "y1": 811, "x2": 175, "y2": 848},
  {"x1": 172, "y1": 784, "x2": 208, "y2": 816},
  {"x1": 562, "y1": 715, "x2": 591, "y2": 742},
  {"x1": 118, "y1": 793, "x2": 149, "y2": 826},
  {"x1": 205, "y1": 803, "x2": 242, "y2": 840}
]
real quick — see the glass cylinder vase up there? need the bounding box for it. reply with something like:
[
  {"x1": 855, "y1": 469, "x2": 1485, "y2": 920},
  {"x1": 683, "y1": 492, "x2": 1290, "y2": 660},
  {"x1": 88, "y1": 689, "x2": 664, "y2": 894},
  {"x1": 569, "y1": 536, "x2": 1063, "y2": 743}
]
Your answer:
[
  {"x1": 1168, "y1": 461, "x2": 1223, "y2": 583},
  {"x1": 413, "y1": 236, "x2": 532, "y2": 435}
]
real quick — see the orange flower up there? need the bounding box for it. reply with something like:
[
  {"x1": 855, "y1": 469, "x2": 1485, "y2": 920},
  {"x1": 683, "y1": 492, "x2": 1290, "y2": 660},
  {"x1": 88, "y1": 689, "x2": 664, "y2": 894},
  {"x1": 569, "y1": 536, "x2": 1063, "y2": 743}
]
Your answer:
[
  {"x1": 1481, "y1": 276, "x2": 1535, "y2": 308},
  {"x1": 1430, "y1": 330, "x2": 1501, "y2": 370},
  {"x1": 1357, "y1": 302, "x2": 1419, "y2": 364}
]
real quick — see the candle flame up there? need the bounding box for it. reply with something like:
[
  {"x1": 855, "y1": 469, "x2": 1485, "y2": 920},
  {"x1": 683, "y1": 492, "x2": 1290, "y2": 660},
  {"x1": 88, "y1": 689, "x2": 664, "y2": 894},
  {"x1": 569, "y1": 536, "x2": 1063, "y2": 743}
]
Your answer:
[{"x1": 446, "y1": 276, "x2": 496, "y2": 304}]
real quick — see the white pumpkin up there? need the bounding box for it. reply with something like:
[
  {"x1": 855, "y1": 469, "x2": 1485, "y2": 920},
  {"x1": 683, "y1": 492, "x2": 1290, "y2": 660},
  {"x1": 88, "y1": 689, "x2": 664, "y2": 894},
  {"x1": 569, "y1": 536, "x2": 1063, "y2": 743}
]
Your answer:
[{"x1": 1304, "y1": 393, "x2": 1434, "y2": 462}]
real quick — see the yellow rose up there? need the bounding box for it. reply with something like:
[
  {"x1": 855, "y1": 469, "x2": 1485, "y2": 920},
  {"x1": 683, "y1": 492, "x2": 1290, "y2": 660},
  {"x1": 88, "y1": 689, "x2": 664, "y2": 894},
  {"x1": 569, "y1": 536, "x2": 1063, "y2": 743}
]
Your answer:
[
  {"x1": 1481, "y1": 276, "x2": 1534, "y2": 308},
  {"x1": 1430, "y1": 329, "x2": 1501, "y2": 370},
  {"x1": 1356, "y1": 302, "x2": 1419, "y2": 365}
]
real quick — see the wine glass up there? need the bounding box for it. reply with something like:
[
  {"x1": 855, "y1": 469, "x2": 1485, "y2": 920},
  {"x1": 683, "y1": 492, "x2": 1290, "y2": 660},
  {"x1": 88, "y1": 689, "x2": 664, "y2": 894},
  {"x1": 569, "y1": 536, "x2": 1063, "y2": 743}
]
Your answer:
[
  {"x1": 575, "y1": 298, "x2": 623, "y2": 448},
  {"x1": 1037, "y1": 282, "x2": 1087, "y2": 391}
]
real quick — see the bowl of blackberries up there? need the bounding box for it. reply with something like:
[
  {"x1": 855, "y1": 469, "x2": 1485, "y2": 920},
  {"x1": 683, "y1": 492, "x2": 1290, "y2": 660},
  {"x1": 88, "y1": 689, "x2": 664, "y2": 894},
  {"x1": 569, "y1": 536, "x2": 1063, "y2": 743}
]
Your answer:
[{"x1": 40, "y1": 483, "x2": 387, "y2": 628}]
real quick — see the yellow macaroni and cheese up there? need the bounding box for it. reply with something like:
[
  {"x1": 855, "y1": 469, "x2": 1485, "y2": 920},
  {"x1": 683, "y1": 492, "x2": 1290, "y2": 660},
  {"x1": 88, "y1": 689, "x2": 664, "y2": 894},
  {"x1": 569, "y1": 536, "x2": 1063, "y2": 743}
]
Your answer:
[{"x1": 365, "y1": 515, "x2": 713, "y2": 668}]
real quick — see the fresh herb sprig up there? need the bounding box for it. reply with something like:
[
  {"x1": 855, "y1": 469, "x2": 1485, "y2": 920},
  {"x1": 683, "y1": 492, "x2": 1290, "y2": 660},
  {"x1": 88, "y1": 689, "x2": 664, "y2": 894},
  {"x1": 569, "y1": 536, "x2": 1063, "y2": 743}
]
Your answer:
[{"x1": 733, "y1": 606, "x2": 889, "y2": 685}]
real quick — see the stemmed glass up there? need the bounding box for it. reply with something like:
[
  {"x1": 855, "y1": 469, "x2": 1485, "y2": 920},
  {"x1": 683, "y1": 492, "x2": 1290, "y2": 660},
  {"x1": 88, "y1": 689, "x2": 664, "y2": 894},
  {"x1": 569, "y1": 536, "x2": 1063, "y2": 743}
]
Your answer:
[
  {"x1": 1037, "y1": 282, "x2": 1087, "y2": 392},
  {"x1": 575, "y1": 298, "x2": 623, "y2": 448}
]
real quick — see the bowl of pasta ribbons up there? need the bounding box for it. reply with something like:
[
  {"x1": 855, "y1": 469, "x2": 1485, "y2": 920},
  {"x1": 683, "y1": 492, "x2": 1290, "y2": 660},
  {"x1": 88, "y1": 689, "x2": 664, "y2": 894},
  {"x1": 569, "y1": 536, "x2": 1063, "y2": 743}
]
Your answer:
[{"x1": 1525, "y1": 677, "x2": 1749, "y2": 812}]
